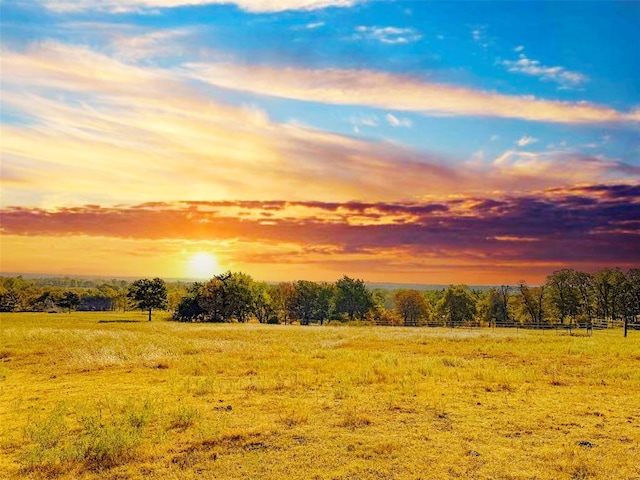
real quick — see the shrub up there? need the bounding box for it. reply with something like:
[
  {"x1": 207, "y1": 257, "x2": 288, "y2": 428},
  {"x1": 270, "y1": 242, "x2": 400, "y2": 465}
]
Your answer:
[
  {"x1": 74, "y1": 413, "x2": 142, "y2": 471},
  {"x1": 21, "y1": 403, "x2": 71, "y2": 473},
  {"x1": 170, "y1": 405, "x2": 200, "y2": 430}
]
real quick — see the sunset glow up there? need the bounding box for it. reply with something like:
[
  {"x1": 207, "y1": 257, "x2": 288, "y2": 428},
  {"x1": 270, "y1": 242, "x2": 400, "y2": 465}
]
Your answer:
[
  {"x1": 1, "y1": 1, "x2": 638, "y2": 284},
  {"x1": 187, "y1": 252, "x2": 222, "y2": 279}
]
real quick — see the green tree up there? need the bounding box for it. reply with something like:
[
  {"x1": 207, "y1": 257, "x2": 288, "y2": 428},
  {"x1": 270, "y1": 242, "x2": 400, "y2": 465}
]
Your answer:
[
  {"x1": 198, "y1": 272, "x2": 256, "y2": 322},
  {"x1": 0, "y1": 288, "x2": 23, "y2": 312},
  {"x1": 29, "y1": 289, "x2": 57, "y2": 312},
  {"x1": 57, "y1": 291, "x2": 80, "y2": 313},
  {"x1": 173, "y1": 282, "x2": 206, "y2": 322},
  {"x1": 573, "y1": 271, "x2": 594, "y2": 323},
  {"x1": 497, "y1": 285, "x2": 512, "y2": 325},
  {"x1": 165, "y1": 283, "x2": 188, "y2": 313},
  {"x1": 80, "y1": 286, "x2": 116, "y2": 311},
  {"x1": 477, "y1": 286, "x2": 512, "y2": 327},
  {"x1": 592, "y1": 268, "x2": 627, "y2": 327},
  {"x1": 620, "y1": 269, "x2": 640, "y2": 337},
  {"x1": 517, "y1": 282, "x2": 546, "y2": 327},
  {"x1": 394, "y1": 289, "x2": 432, "y2": 326},
  {"x1": 290, "y1": 280, "x2": 321, "y2": 325},
  {"x1": 289, "y1": 281, "x2": 335, "y2": 325},
  {"x1": 315, "y1": 283, "x2": 335, "y2": 325},
  {"x1": 127, "y1": 278, "x2": 168, "y2": 321},
  {"x1": 546, "y1": 269, "x2": 580, "y2": 325},
  {"x1": 224, "y1": 272, "x2": 255, "y2": 322},
  {"x1": 271, "y1": 282, "x2": 295, "y2": 325},
  {"x1": 199, "y1": 275, "x2": 227, "y2": 322},
  {"x1": 334, "y1": 276, "x2": 374, "y2": 322},
  {"x1": 251, "y1": 282, "x2": 276, "y2": 324},
  {"x1": 437, "y1": 285, "x2": 477, "y2": 327},
  {"x1": 371, "y1": 288, "x2": 394, "y2": 311}
]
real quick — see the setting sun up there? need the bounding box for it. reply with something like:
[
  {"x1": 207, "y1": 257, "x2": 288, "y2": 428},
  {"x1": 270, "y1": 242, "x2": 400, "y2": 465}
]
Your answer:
[{"x1": 187, "y1": 252, "x2": 221, "y2": 279}]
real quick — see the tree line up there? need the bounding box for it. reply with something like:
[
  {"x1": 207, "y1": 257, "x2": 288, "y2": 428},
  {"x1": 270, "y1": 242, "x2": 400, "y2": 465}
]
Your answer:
[{"x1": 1, "y1": 268, "x2": 638, "y2": 335}]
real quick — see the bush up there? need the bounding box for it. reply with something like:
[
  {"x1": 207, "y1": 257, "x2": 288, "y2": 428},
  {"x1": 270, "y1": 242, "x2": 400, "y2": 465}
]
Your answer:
[
  {"x1": 325, "y1": 320, "x2": 344, "y2": 326},
  {"x1": 170, "y1": 405, "x2": 200, "y2": 430},
  {"x1": 375, "y1": 309, "x2": 403, "y2": 326},
  {"x1": 74, "y1": 413, "x2": 142, "y2": 470},
  {"x1": 20, "y1": 401, "x2": 149, "y2": 474},
  {"x1": 21, "y1": 403, "x2": 70, "y2": 473}
]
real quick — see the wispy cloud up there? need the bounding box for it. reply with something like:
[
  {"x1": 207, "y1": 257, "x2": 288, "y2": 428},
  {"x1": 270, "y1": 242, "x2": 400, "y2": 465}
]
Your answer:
[
  {"x1": 184, "y1": 61, "x2": 637, "y2": 124},
  {"x1": 516, "y1": 136, "x2": 538, "y2": 147},
  {"x1": 2, "y1": 42, "x2": 636, "y2": 211},
  {"x1": 471, "y1": 26, "x2": 491, "y2": 49},
  {"x1": 501, "y1": 53, "x2": 587, "y2": 88},
  {"x1": 40, "y1": 0, "x2": 362, "y2": 13},
  {"x1": 355, "y1": 115, "x2": 378, "y2": 127},
  {"x1": 350, "y1": 114, "x2": 379, "y2": 132},
  {"x1": 108, "y1": 28, "x2": 193, "y2": 61},
  {"x1": 492, "y1": 150, "x2": 640, "y2": 181},
  {"x1": 385, "y1": 113, "x2": 412, "y2": 128},
  {"x1": 0, "y1": 42, "x2": 461, "y2": 206},
  {"x1": 305, "y1": 21, "x2": 325, "y2": 29},
  {"x1": 354, "y1": 26, "x2": 422, "y2": 44}
]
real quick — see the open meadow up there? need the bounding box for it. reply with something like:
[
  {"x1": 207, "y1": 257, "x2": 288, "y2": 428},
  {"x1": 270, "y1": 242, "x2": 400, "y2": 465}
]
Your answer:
[{"x1": 0, "y1": 312, "x2": 638, "y2": 480}]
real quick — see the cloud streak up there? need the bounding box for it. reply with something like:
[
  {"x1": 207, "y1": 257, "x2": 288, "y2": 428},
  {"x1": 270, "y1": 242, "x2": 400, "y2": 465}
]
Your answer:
[
  {"x1": 185, "y1": 62, "x2": 638, "y2": 124},
  {"x1": 4, "y1": 42, "x2": 636, "y2": 210},
  {"x1": 41, "y1": 0, "x2": 361, "y2": 13},
  {"x1": 516, "y1": 136, "x2": 538, "y2": 147},
  {"x1": 501, "y1": 53, "x2": 587, "y2": 88},
  {"x1": 386, "y1": 113, "x2": 412, "y2": 128},
  {"x1": 354, "y1": 26, "x2": 422, "y2": 44}
]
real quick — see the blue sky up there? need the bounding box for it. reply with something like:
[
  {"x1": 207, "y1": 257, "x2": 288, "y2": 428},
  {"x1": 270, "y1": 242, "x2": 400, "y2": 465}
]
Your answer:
[
  {"x1": 3, "y1": 1, "x2": 638, "y2": 161},
  {"x1": 1, "y1": 0, "x2": 639, "y2": 282}
]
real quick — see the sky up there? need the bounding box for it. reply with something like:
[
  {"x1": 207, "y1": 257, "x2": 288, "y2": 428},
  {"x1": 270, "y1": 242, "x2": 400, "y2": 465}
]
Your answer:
[{"x1": 1, "y1": 0, "x2": 639, "y2": 285}]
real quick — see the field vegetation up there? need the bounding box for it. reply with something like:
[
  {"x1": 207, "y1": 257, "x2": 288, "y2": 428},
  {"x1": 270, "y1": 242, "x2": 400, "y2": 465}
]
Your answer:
[
  {"x1": 1, "y1": 312, "x2": 638, "y2": 479},
  {"x1": 2, "y1": 269, "x2": 639, "y2": 336}
]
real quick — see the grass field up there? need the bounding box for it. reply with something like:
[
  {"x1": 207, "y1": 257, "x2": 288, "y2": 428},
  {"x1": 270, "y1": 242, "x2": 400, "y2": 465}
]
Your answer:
[{"x1": 0, "y1": 312, "x2": 638, "y2": 479}]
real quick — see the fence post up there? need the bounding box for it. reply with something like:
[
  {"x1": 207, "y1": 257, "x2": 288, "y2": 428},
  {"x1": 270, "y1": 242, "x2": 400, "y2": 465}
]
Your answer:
[{"x1": 624, "y1": 317, "x2": 628, "y2": 338}]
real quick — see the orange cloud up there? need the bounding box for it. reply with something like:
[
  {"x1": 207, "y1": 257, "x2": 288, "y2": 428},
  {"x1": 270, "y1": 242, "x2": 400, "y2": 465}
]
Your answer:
[{"x1": 2, "y1": 185, "x2": 638, "y2": 282}]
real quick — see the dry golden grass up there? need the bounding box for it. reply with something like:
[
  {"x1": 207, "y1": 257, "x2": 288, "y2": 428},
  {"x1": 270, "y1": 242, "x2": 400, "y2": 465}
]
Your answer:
[{"x1": 1, "y1": 312, "x2": 639, "y2": 479}]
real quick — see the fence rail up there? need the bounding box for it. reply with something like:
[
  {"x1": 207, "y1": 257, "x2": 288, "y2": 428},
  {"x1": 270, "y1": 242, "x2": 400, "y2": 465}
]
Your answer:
[{"x1": 372, "y1": 319, "x2": 640, "y2": 332}]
